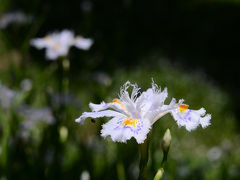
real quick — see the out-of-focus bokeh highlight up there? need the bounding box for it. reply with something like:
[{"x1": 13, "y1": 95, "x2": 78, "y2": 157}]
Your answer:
[{"x1": 0, "y1": 0, "x2": 240, "y2": 179}]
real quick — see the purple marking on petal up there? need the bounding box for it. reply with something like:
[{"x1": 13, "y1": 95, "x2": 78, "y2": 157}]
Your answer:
[
  {"x1": 177, "y1": 110, "x2": 192, "y2": 122},
  {"x1": 103, "y1": 103, "x2": 110, "y2": 108},
  {"x1": 185, "y1": 110, "x2": 192, "y2": 117},
  {"x1": 113, "y1": 120, "x2": 144, "y2": 134},
  {"x1": 114, "y1": 126, "x2": 121, "y2": 131},
  {"x1": 123, "y1": 126, "x2": 134, "y2": 131},
  {"x1": 176, "y1": 113, "x2": 186, "y2": 121}
]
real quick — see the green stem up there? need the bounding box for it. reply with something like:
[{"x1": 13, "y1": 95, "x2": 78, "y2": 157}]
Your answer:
[
  {"x1": 138, "y1": 134, "x2": 151, "y2": 180},
  {"x1": 47, "y1": 57, "x2": 70, "y2": 178},
  {"x1": 61, "y1": 57, "x2": 70, "y2": 94},
  {"x1": 153, "y1": 155, "x2": 167, "y2": 180},
  {"x1": 58, "y1": 56, "x2": 70, "y2": 94},
  {"x1": 154, "y1": 148, "x2": 169, "y2": 180},
  {"x1": 0, "y1": 109, "x2": 11, "y2": 172},
  {"x1": 160, "y1": 147, "x2": 169, "y2": 169},
  {"x1": 117, "y1": 161, "x2": 125, "y2": 180}
]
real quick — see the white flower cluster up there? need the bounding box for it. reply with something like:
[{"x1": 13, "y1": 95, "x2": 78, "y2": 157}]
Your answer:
[
  {"x1": 30, "y1": 29, "x2": 93, "y2": 60},
  {"x1": 75, "y1": 81, "x2": 211, "y2": 144},
  {"x1": 0, "y1": 11, "x2": 32, "y2": 29}
]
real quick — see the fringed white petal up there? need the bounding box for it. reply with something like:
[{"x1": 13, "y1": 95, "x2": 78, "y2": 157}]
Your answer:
[
  {"x1": 74, "y1": 37, "x2": 93, "y2": 50},
  {"x1": 101, "y1": 116, "x2": 151, "y2": 144},
  {"x1": 171, "y1": 107, "x2": 211, "y2": 131},
  {"x1": 148, "y1": 98, "x2": 184, "y2": 125},
  {"x1": 196, "y1": 108, "x2": 206, "y2": 116},
  {"x1": 45, "y1": 49, "x2": 59, "y2": 60},
  {"x1": 75, "y1": 110, "x2": 123, "y2": 124},
  {"x1": 136, "y1": 82, "x2": 169, "y2": 117},
  {"x1": 89, "y1": 102, "x2": 108, "y2": 112},
  {"x1": 59, "y1": 30, "x2": 74, "y2": 45},
  {"x1": 200, "y1": 114, "x2": 211, "y2": 128},
  {"x1": 130, "y1": 83, "x2": 141, "y2": 101},
  {"x1": 30, "y1": 38, "x2": 47, "y2": 49},
  {"x1": 118, "y1": 81, "x2": 140, "y2": 118},
  {"x1": 119, "y1": 81, "x2": 133, "y2": 104},
  {"x1": 89, "y1": 101, "x2": 129, "y2": 116}
]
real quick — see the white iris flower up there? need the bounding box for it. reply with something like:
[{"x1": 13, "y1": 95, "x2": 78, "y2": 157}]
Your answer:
[
  {"x1": 30, "y1": 30, "x2": 93, "y2": 60},
  {"x1": 75, "y1": 81, "x2": 211, "y2": 144}
]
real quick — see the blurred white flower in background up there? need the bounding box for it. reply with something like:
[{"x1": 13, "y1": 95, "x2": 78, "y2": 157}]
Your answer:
[
  {"x1": 80, "y1": 170, "x2": 90, "y2": 180},
  {"x1": 93, "y1": 71, "x2": 112, "y2": 86},
  {"x1": 221, "y1": 139, "x2": 232, "y2": 152},
  {"x1": 177, "y1": 165, "x2": 190, "y2": 178},
  {"x1": 0, "y1": 176, "x2": 7, "y2": 180},
  {"x1": 19, "y1": 105, "x2": 55, "y2": 129},
  {"x1": 76, "y1": 80, "x2": 211, "y2": 144},
  {"x1": 20, "y1": 79, "x2": 32, "y2": 92},
  {"x1": 30, "y1": 29, "x2": 93, "y2": 60},
  {"x1": 228, "y1": 165, "x2": 239, "y2": 178},
  {"x1": 81, "y1": 0, "x2": 93, "y2": 13},
  {"x1": 0, "y1": 80, "x2": 55, "y2": 141},
  {"x1": 18, "y1": 105, "x2": 55, "y2": 139},
  {"x1": 50, "y1": 92, "x2": 81, "y2": 108},
  {"x1": 0, "y1": 81, "x2": 16, "y2": 109},
  {"x1": 0, "y1": 11, "x2": 32, "y2": 29},
  {"x1": 86, "y1": 137, "x2": 104, "y2": 153},
  {"x1": 207, "y1": 146, "x2": 222, "y2": 162},
  {"x1": 44, "y1": 149, "x2": 54, "y2": 165},
  {"x1": 74, "y1": 36, "x2": 93, "y2": 50}
]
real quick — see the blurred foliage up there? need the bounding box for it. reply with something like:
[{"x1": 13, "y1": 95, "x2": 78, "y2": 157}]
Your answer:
[{"x1": 0, "y1": 0, "x2": 240, "y2": 179}]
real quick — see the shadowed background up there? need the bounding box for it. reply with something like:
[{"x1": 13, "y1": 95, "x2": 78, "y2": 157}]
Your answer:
[{"x1": 0, "y1": 0, "x2": 240, "y2": 179}]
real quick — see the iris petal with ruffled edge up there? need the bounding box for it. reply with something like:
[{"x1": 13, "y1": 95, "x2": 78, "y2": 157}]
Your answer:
[{"x1": 171, "y1": 105, "x2": 211, "y2": 131}]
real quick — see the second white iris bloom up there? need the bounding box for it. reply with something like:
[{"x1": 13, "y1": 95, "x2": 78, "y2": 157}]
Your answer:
[{"x1": 30, "y1": 30, "x2": 93, "y2": 60}]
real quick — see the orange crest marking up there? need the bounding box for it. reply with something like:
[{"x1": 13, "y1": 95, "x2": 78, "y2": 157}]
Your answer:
[
  {"x1": 112, "y1": 99, "x2": 120, "y2": 104},
  {"x1": 123, "y1": 118, "x2": 136, "y2": 127},
  {"x1": 111, "y1": 99, "x2": 127, "y2": 110},
  {"x1": 178, "y1": 104, "x2": 189, "y2": 113}
]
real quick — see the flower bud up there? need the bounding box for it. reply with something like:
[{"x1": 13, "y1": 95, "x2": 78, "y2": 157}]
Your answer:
[
  {"x1": 154, "y1": 168, "x2": 164, "y2": 180},
  {"x1": 162, "y1": 129, "x2": 171, "y2": 153}
]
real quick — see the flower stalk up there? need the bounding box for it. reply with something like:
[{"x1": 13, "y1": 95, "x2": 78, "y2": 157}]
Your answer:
[
  {"x1": 154, "y1": 129, "x2": 171, "y2": 180},
  {"x1": 138, "y1": 133, "x2": 151, "y2": 180},
  {"x1": 61, "y1": 56, "x2": 70, "y2": 94},
  {"x1": 0, "y1": 109, "x2": 11, "y2": 169},
  {"x1": 117, "y1": 161, "x2": 126, "y2": 180}
]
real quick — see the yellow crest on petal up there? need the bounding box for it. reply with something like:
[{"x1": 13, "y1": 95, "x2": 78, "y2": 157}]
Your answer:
[
  {"x1": 178, "y1": 104, "x2": 189, "y2": 113},
  {"x1": 123, "y1": 118, "x2": 136, "y2": 127},
  {"x1": 111, "y1": 99, "x2": 127, "y2": 110}
]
